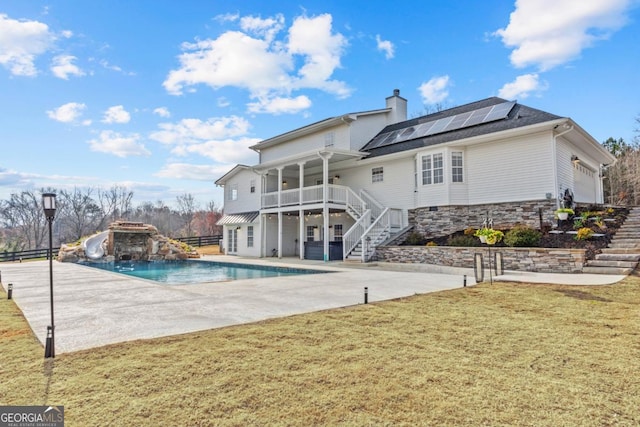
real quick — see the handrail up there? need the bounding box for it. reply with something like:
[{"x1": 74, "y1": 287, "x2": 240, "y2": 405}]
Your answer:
[
  {"x1": 360, "y1": 208, "x2": 391, "y2": 261},
  {"x1": 342, "y1": 209, "x2": 371, "y2": 260},
  {"x1": 359, "y1": 189, "x2": 384, "y2": 219}
]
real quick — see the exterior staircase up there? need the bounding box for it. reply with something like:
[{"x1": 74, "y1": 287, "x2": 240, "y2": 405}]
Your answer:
[{"x1": 583, "y1": 207, "x2": 640, "y2": 275}]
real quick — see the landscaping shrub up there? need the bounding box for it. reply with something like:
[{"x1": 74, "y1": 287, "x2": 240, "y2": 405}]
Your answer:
[
  {"x1": 426, "y1": 241, "x2": 438, "y2": 247},
  {"x1": 447, "y1": 235, "x2": 480, "y2": 247},
  {"x1": 575, "y1": 227, "x2": 594, "y2": 240},
  {"x1": 503, "y1": 226, "x2": 542, "y2": 247},
  {"x1": 404, "y1": 231, "x2": 426, "y2": 245}
]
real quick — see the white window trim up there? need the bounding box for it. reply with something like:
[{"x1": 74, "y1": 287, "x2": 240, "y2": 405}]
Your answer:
[{"x1": 372, "y1": 167, "x2": 384, "y2": 183}]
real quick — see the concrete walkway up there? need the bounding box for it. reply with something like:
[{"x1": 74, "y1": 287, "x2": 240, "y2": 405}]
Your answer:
[{"x1": 0, "y1": 257, "x2": 626, "y2": 354}]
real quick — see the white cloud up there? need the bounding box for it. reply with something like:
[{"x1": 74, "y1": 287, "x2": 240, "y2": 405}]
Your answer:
[
  {"x1": 149, "y1": 116, "x2": 251, "y2": 145},
  {"x1": 375, "y1": 35, "x2": 395, "y2": 59},
  {"x1": 247, "y1": 95, "x2": 312, "y2": 114},
  {"x1": 46, "y1": 102, "x2": 87, "y2": 123},
  {"x1": 102, "y1": 105, "x2": 131, "y2": 124},
  {"x1": 418, "y1": 75, "x2": 451, "y2": 105},
  {"x1": 240, "y1": 14, "x2": 285, "y2": 43},
  {"x1": 153, "y1": 107, "x2": 171, "y2": 118},
  {"x1": 88, "y1": 131, "x2": 150, "y2": 157},
  {"x1": 0, "y1": 14, "x2": 56, "y2": 76},
  {"x1": 495, "y1": 0, "x2": 633, "y2": 71},
  {"x1": 163, "y1": 13, "x2": 350, "y2": 113},
  {"x1": 287, "y1": 14, "x2": 350, "y2": 97},
  {"x1": 156, "y1": 163, "x2": 241, "y2": 182},
  {"x1": 498, "y1": 73, "x2": 548, "y2": 99},
  {"x1": 51, "y1": 54, "x2": 84, "y2": 79},
  {"x1": 177, "y1": 138, "x2": 261, "y2": 164}
]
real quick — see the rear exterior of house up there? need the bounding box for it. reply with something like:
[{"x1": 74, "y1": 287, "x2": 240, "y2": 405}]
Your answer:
[{"x1": 215, "y1": 91, "x2": 615, "y2": 262}]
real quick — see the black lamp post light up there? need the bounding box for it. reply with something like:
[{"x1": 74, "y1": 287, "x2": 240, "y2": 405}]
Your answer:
[{"x1": 42, "y1": 193, "x2": 56, "y2": 359}]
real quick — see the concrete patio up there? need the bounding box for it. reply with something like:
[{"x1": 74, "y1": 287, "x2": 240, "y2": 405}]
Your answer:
[{"x1": 0, "y1": 256, "x2": 626, "y2": 354}]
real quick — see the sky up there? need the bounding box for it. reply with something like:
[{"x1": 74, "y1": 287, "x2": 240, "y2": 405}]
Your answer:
[{"x1": 1, "y1": 0, "x2": 639, "y2": 209}]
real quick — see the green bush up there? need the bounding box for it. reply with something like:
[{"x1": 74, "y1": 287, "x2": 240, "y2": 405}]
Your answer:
[
  {"x1": 446, "y1": 235, "x2": 480, "y2": 247},
  {"x1": 404, "y1": 231, "x2": 426, "y2": 245},
  {"x1": 504, "y1": 226, "x2": 542, "y2": 247}
]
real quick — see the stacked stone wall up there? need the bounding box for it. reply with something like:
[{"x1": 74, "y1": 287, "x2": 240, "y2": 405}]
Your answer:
[
  {"x1": 375, "y1": 246, "x2": 585, "y2": 274},
  {"x1": 409, "y1": 199, "x2": 557, "y2": 238}
]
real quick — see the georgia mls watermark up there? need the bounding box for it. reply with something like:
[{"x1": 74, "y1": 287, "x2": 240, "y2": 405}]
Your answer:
[{"x1": 0, "y1": 406, "x2": 64, "y2": 427}]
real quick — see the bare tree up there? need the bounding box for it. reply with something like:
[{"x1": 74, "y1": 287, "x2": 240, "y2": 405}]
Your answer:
[
  {"x1": 0, "y1": 189, "x2": 51, "y2": 249},
  {"x1": 97, "y1": 185, "x2": 133, "y2": 228},
  {"x1": 58, "y1": 187, "x2": 102, "y2": 241},
  {"x1": 176, "y1": 193, "x2": 198, "y2": 237}
]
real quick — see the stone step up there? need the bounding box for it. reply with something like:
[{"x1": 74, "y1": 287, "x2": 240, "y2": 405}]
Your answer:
[
  {"x1": 582, "y1": 266, "x2": 633, "y2": 275},
  {"x1": 601, "y1": 248, "x2": 640, "y2": 254},
  {"x1": 595, "y1": 253, "x2": 640, "y2": 262},
  {"x1": 609, "y1": 243, "x2": 640, "y2": 249},
  {"x1": 586, "y1": 260, "x2": 638, "y2": 268}
]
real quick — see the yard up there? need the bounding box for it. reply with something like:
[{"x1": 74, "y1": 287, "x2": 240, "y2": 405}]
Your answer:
[{"x1": 1, "y1": 272, "x2": 639, "y2": 426}]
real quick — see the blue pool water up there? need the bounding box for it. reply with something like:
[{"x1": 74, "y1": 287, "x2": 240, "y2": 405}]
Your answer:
[{"x1": 80, "y1": 260, "x2": 327, "y2": 285}]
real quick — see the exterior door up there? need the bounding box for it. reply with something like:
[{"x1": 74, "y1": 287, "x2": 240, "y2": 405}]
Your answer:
[{"x1": 227, "y1": 228, "x2": 238, "y2": 254}]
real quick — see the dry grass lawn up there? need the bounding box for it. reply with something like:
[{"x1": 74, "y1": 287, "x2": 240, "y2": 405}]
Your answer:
[
  {"x1": 196, "y1": 245, "x2": 222, "y2": 255},
  {"x1": 1, "y1": 271, "x2": 639, "y2": 426}
]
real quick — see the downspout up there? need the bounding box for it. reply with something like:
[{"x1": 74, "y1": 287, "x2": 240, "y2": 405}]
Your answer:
[{"x1": 552, "y1": 123, "x2": 574, "y2": 208}]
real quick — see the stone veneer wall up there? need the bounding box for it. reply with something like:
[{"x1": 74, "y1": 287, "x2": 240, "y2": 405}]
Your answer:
[
  {"x1": 376, "y1": 246, "x2": 586, "y2": 274},
  {"x1": 409, "y1": 199, "x2": 557, "y2": 238}
]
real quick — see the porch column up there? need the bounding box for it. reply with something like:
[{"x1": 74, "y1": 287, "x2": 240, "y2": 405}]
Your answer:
[
  {"x1": 319, "y1": 152, "x2": 333, "y2": 261},
  {"x1": 298, "y1": 162, "x2": 305, "y2": 206},
  {"x1": 277, "y1": 211, "x2": 283, "y2": 259},
  {"x1": 299, "y1": 208, "x2": 304, "y2": 259},
  {"x1": 277, "y1": 167, "x2": 284, "y2": 208}
]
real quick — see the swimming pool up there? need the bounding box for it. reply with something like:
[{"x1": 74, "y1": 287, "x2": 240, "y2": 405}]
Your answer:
[{"x1": 80, "y1": 260, "x2": 327, "y2": 285}]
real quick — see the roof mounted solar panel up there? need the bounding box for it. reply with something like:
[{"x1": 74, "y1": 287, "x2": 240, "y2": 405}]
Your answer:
[
  {"x1": 483, "y1": 101, "x2": 516, "y2": 122},
  {"x1": 366, "y1": 100, "x2": 517, "y2": 150}
]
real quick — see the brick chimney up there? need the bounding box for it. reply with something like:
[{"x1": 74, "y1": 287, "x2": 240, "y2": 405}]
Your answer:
[{"x1": 385, "y1": 89, "x2": 407, "y2": 124}]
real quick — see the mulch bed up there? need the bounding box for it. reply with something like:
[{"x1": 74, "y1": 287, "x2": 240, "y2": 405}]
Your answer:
[{"x1": 407, "y1": 207, "x2": 630, "y2": 261}]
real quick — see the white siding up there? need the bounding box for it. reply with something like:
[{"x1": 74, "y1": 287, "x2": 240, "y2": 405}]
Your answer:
[
  {"x1": 467, "y1": 131, "x2": 555, "y2": 204},
  {"x1": 234, "y1": 223, "x2": 261, "y2": 257},
  {"x1": 349, "y1": 114, "x2": 391, "y2": 151},
  {"x1": 223, "y1": 168, "x2": 262, "y2": 214},
  {"x1": 557, "y1": 137, "x2": 602, "y2": 204},
  {"x1": 342, "y1": 157, "x2": 416, "y2": 211},
  {"x1": 260, "y1": 125, "x2": 350, "y2": 163}
]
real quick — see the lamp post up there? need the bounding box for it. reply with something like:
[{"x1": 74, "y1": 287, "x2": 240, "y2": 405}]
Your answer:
[{"x1": 42, "y1": 193, "x2": 56, "y2": 358}]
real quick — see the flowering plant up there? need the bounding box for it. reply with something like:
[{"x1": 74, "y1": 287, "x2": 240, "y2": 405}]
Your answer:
[{"x1": 474, "y1": 228, "x2": 504, "y2": 244}]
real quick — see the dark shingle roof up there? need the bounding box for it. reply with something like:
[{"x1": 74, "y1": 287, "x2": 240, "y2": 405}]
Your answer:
[{"x1": 361, "y1": 97, "x2": 564, "y2": 158}]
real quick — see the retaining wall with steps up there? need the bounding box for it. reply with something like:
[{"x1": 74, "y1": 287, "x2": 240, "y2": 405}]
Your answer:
[
  {"x1": 376, "y1": 207, "x2": 640, "y2": 275},
  {"x1": 583, "y1": 207, "x2": 640, "y2": 275}
]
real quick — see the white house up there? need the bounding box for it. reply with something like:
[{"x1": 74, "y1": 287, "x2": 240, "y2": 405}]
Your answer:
[{"x1": 215, "y1": 90, "x2": 615, "y2": 262}]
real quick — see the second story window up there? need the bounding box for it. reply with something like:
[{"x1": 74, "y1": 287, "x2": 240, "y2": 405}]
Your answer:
[
  {"x1": 250, "y1": 179, "x2": 256, "y2": 193},
  {"x1": 451, "y1": 151, "x2": 464, "y2": 183},
  {"x1": 422, "y1": 154, "x2": 444, "y2": 185},
  {"x1": 324, "y1": 132, "x2": 335, "y2": 147},
  {"x1": 228, "y1": 184, "x2": 238, "y2": 201},
  {"x1": 372, "y1": 167, "x2": 384, "y2": 183}
]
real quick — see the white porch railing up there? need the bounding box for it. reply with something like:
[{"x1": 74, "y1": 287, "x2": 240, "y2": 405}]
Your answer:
[
  {"x1": 261, "y1": 184, "x2": 367, "y2": 211},
  {"x1": 342, "y1": 209, "x2": 371, "y2": 260}
]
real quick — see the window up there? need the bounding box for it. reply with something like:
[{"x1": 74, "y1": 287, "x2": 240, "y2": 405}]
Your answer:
[
  {"x1": 250, "y1": 179, "x2": 256, "y2": 193},
  {"x1": 247, "y1": 226, "x2": 254, "y2": 247},
  {"x1": 333, "y1": 224, "x2": 343, "y2": 242},
  {"x1": 306, "y1": 226, "x2": 315, "y2": 242},
  {"x1": 421, "y1": 154, "x2": 443, "y2": 185},
  {"x1": 451, "y1": 151, "x2": 464, "y2": 183},
  {"x1": 324, "y1": 132, "x2": 335, "y2": 147},
  {"x1": 228, "y1": 184, "x2": 238, "y2": 200},
  {"x1": 316, "y1": 178, "x2": 334, "y2": 185},
  {"x1": 372, "y1": 167, "x2": 384, "y2": 183}
]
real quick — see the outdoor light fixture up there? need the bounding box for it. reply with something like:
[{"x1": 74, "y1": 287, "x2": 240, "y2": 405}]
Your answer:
[
  {"x1": 42, "y1": 192, "x2": 56, "y2": 358},
  {"x1": 571, "y1": 155, "x2": 580, "y2": 164}
]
